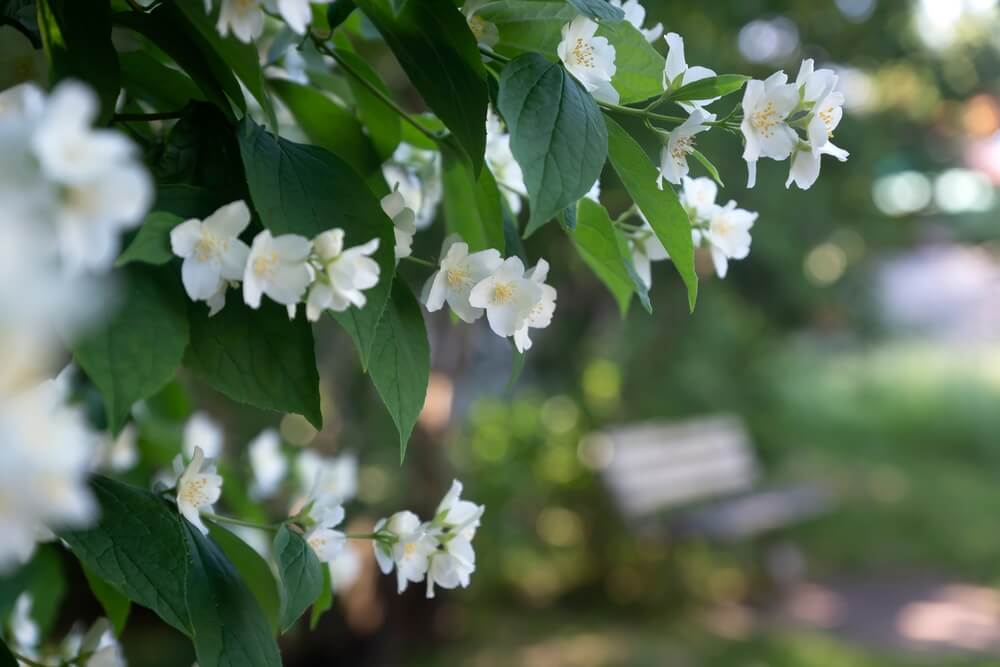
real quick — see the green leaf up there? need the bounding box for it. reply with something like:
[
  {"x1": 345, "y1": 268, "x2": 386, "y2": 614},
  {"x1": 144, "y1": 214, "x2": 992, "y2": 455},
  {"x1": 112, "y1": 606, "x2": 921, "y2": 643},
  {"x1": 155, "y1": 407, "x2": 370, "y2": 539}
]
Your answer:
[
  {"x1": 60, "y1": 477, "x2": 193, "y2": 637},
  {"x1": 273, "y1": 525, "x2": 324, "y2": 633},
  {"x1": 115, "y1": 212, "x2": 184, "y2": 268},
  {"x1": 270, "y1": 79, "x2": 380, "y2": 176},
  {"x1": 565, "y1": 0, "x2": 623, "y2": 21},
  {"x1": 309, "y1": 568, "x2": 333, "y2": 630},
  {"x1": 328, "y1": 0, "x2": 356, "y2": 29},
  {"x1": 155, "y1": 184, "x2": 228, "y2": 220},
  {"x1": 368, "y1": 281, "x2": 430, "y2": 460},
  {"x1": 185, "y1": 299, "x2": 323, "y2": 429},
  {"x1": 182, "y1": 521, "x2": 282, "y2": 667},
  {"x1": 498, "y1": 53, "x2": 607, "y2": 233},
  {"x1": 83, "y1": 565, "x2": 131, "y2": 636},
  {"x1": 691, "y1": 147, "x2": 724, "y2": 187},
  {"x1": 572, "y1": 198, "x2": 650, "y2": 315},
  {"x1": 441, "y1": 146, "x2": 505, "y2": 252},
  {"x1": 355, "y1": 0, "x2": 488, "y2": 174},
  {"x1": 604, "y1": 116, "x2": 697, "y2": 310},
  {"x1": 596, "y1": 20, "x2": 664, "y2": 104},
  {"x1": 153, "y1": 103, "x2": 247, "y2": 199},
  {"x1": 73, "y1": 267, "x2": 189, "y2": 434},
  {"x1": 507, "y1": 342, "x2": 525, "y2": 389},
  {"x1": 477, "y1": 1, "x2": 576, "y2": 57},
  {"x1": 333, "y1": 47, "x2": 401, "y2": 162},
  {"x1": 237, "y1": 118, "x2": 396, "y2": 367},
  {"x1": 502, "y1": 201, "x2": 527, "y2": 262},
  {"x1": 37, "y1": 0, "x2": 119, "y2": 121},
  {"x1": 670, "y1": 74, "x2": 748, "y2": 103},
  {"x1": 119, "y1": 51, "x2": 205, "y2": 110},
  {"x1": 0, "y1": 641, "x2": 16, "y2": 667},
  {"x1": 208, "y1": 524, "x2": 280, "y2": 635},
  {"x1": 174, "y1": 0, "x2": 278, "y2": 130}
]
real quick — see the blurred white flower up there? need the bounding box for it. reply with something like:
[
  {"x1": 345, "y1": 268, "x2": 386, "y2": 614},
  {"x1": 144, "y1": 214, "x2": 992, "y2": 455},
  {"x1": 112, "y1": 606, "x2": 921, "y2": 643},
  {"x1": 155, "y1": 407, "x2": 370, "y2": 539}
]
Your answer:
[
  {"x1": 421, "y1": 236, "x2": 502, "y2": 323},
  {"x1": 0, "y1": 376, "x2": 98, "y2": 572},
  {"x1": 9, "y1": 593, "x2": 38, "y2": 652},
  {"x1": 216, "y1": 0, "x2": 265, "y2": 43},
  {"x1": 76, "y1": 618, "x2": 126, "y2": 667},
  {"x1": 170, "y1": 201, "x2": 251, "y2": 307},
  {"x1": 703, "y1": 201, "x2": 757, "y2": 278},
  {"x1": 296, "y1": 451, "x2": 358, "y2": 505},
  {"x1": 267, "y1": 0, "x2": 331, "y2": 35},
  {"x1": 327, "y1": 545, "x2": 362, "y2": 593},
  {"x1": 741, "y1": 71, "x2": 798, "y2": 188},
  {"x1": 468, "y1": 256, "x2": 542, "y2": 338},
  {"x1": 462, "y1": 0, "x2": 499, "y2": 47},
  {"x1": 248, "y1": 429, "x2": 287, "y2": 500},
  {"x1": 662, "y1": 33, "x2": 718, "y2": 110},
  {"x1": 243, "y1": 230, "x2": 313, "y2": 308},
  {"x1": 585, "y1": 178, "x2": 602, "y2": 203},
  {"x1": 609, "y1": 0, "x2": 663, "y2": 42},
  {"x1": 183, "y1": 412, "x2": 224, "y2": 460},
  {"x1": 381, "y1": 189, "x2": 417, "y2": 261},
  {"x1": 307, "y1": 229, "x2": 380, "y2": 320},
  {"x1": 558, "y1": 17, "x2": 619, "y2": 104},
  {"x1": 175, "y1": 446, "x2": 223, "y2": 535},
  {"x1": 101, "y1": 423, "x2": 139, "y2": 472},
  {"x1": 629, "y1": 220, "x2": 669, "y2": 289},
  {"x1": 485, "y1": 108, "x2": 526, "y2": 214},
  {"x1": 373, "y1": 511, "x2": 438, "y2": 594},
  {"x1": 304, "y1": 501, "x2": 347, "y2": 563},
  {"x1": 512, "y1": 259, "x2": 557, "y2": 353},
  {"x1": 657, "y1": 109, "x2": 715, "y2": 187},
  {"x1": 680, "y1": 176, "x2": 718, "y2": 221},
  {"x1": 425, "y1": 480, "x2": 483, "y2": 598},
  {"x1": 382, "y1": 143, "x2": 442, "y2": 229}
]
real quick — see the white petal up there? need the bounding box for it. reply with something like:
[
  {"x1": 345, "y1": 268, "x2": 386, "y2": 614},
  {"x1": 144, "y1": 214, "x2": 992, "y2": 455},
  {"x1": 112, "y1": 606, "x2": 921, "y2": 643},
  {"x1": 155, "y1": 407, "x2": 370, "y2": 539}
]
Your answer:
[{"x1": 182, "y1": 258, "x2": 223, "y2": 301}]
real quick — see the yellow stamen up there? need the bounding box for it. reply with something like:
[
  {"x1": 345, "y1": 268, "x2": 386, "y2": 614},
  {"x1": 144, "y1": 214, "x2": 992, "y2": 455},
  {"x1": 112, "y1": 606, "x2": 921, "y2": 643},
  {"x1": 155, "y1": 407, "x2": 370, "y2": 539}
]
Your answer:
[{"x1": 572, "y1": 37, "x2": 595, "y2": 69}]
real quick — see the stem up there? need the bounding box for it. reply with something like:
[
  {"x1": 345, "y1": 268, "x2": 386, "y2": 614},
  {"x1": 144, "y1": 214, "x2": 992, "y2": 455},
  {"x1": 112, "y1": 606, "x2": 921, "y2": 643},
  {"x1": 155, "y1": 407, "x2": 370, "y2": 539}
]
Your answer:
[
  {"x1": 345, "y1": 532, "x2": 379, "y2": 540},
  {"x1": 478, "y1": 46, "x2": 510, "y2": 64},
  {"x1": 613, "y1": 204, "x2": 640, "y2": 228},
  {"x1": 309, "y1": 32, "x2": 441, "y2": 144},
  {"x1": 203, "y1": 513, "x2": 279, "y2": 532},
  {"x1": 113, "y1": 110, "x2": 185, "y2": 122},
  {"x1": 13, "y1": 654, "x2": 49, "y2": 667},
  {"x1": 402, "y1": 255, "x2": 438, "y2": 268}
]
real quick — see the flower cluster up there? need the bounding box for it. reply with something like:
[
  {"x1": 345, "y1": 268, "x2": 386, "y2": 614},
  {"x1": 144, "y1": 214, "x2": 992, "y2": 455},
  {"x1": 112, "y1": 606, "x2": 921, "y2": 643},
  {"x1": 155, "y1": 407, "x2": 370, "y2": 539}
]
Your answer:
[
  {"x1": 422, "y1": 236, "x2": 557, "y2": 352},
  {"x1": 170, "y1": 200, "x2": 383, "y2": 321},
  {"x1": 373, "y1": 480, "x2": 484, "y2": 598},
  {"x1": 626, "y1": 177, "x2": 758, "y2": 288},
  {"x1": 210, "y1": 0, "x2": 331, "y2": 43},
  {"x1": 7, "y1": 596, "x2": 125, "y2": 667}
]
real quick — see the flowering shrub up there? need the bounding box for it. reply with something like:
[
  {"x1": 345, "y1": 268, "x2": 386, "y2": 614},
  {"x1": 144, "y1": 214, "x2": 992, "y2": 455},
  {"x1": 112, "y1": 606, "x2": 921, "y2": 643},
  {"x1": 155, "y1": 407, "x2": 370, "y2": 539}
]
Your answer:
[{"x1": 0, "y1": 0, "x2": 848, "y2": 664}]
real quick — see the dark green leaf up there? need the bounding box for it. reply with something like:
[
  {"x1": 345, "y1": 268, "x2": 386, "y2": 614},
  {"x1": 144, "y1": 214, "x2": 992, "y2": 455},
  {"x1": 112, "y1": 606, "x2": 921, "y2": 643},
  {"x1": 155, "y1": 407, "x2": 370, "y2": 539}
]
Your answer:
[
  {"x1": 355, "y1": 0, "x2": 488, "y2": 174},
  {"x1": 208, "y1": 524, "x2": 280, "y2": 634},
  {"x1": 273, "y1": 525, "x2": 323, "y2": 632},
  {"x1": 441, "y1": 146, "x2": 505, "y2": 252},
  {"x1": 185, "y1": 299, "x2": 323, "y2": 429},
  {"x1": 604, "y1": 116, "x2": 697, "y2": 310},
  {"x1": 565, "y1": 0, "x2": 623, "y2": 21},
  {"x1": 182, "y1": 522, "x2": 282, "y2": 667},
  {"x1": 0, "y1": 640, "x2": 16, "y2": 667},
  {"x1": 37, "y1": 0, "x2": 119, "y2": 121},
  {"x1": 572, "y1": 198, "x2": 650, "y2": 315},
  {"x1": 670, "y1": 74, "x2": 748, "y2": 103},
  {"x1": 502, "y1": 201, "x2": 527, "y2": 263},
  {"x1": 174, "y1": 0, "x2": 278, "y2": 130},
  {"x1": 327, "y1": 0, "x2": 356, "y2": 30},
  {"x1": 237, "y1": 118, "x2": 396, "y2": 368},
  {"x1": 368, "y1": 281, "x2": 430, "y2": 460},
  {"x1": 155, "y1": 184, "x2": 228, "y2": 220},
  {"x1": 119, "y1": 51, "x2": 205, "y2": 110},
  {"x1": 333, "y1": 47, "x2": 401, "y2": 161},
  {"x1": 309, "y1": 568, "x2": 333, "y2": 630},
  {"x1": 73, "y1": 267, "x2": 189, "y2": 434},
  {"x1": 498, "y1": 53, "x2": 607, "y2": 233},
  {"x1": 477, "y1": 2, "x2": 576, "y2": 57},
  {"x1": 83, "y1": 566, "x2": 131, "y2": 636},
  {"x1": 507, "y1": 342, "x2": 525, "y2": 389},
  {"x1": 270, "y1": 79, "x2": 380, "y2": 176},
  {"x1": 153, "y1": 103, "x2": 247, "y2": 199},
  {"x1": 115, "y1": 212, "x2": 184, "y2": 268},
  {"x1": 60, "y1": 477, "x2": 192, "y2": 636}
]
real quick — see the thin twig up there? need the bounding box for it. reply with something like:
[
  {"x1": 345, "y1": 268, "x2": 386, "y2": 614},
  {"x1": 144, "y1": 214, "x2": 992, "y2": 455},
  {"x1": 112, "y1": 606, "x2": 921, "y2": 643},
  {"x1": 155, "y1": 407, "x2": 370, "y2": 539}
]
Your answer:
[
  {"x1": 402, "y1": 255, "x2": 438, "y2": 269},
  {"x1": 203, "y1": 513, "x2": 279, "y2": 532}
]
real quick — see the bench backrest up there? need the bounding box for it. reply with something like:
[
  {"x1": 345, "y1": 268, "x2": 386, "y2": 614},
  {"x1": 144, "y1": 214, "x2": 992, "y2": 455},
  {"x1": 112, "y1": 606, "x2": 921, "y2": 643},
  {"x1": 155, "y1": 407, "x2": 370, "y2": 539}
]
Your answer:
[{"x1": 600, "y1": 415, "x2": 758, "y2": 521}]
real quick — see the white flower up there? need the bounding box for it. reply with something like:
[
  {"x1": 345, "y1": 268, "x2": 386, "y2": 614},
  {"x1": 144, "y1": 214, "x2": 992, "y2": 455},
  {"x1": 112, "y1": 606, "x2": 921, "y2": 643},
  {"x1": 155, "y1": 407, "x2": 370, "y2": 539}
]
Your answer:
[
  {"x1": 629, "y1": 221, "x2": 669, "y2": 289},
  {"x1": 740, "y1": 71, "x2": 799, "y2": 188},
  {"x1": 304, "y1": 501, "x2": 347, "y2": 563},
  {"x1": 183, "y1": 412, "x2": 224, "y2": 460},
  {"x1": 462, "y1": 0, "x2": 499, "y2": 48},
  {"x1": 512, "y1": 259, "x2": 557, "y2": 353},
  {"x1": 657, "y1": 109, "x2": 715, "y2": 187},
  {"x1": 421, "y1": 236, "x2": 502, "y2": 323},
  {"x1": 380, "y1": 189, "x2": 417, "y2": 261},
  {"x1": 248, "y1": 429, "x2": 287, "y2": 500},
  {"x1": 296, "y1": 451, "x2": 358, "y2": 505},
  {"x1": 205, "y1": 280, "x2": 232, "y2": 317},
  {"x1": 306, "y1": 229, "x2": 380, "y2": 321},
  {"x1": 558, "y1": 16, "x2": 619, "y2": 105},
  {"x1": 485, "y1": 108, "x2": 526, "y2": 214},
  {"x1": 433, "y1": 480, "x2": 484, "y2": 538},
  {"x1": 784, "y1": 59, "x2": 849, "y2": 190},
  {"x1": 585, "y1": 178, "x2": 602, "y2": 203},
  {"x1": 0, "y1": 26, "x2": 47, "y2": 91},
  {"x1": 216, "y1": 0, "x2": 265, "y2": 43},
  {"x1": 425, "y1": 480, "x2": 483, "y2": 598},
  {"x1": 170, "y1": 200, "x2": 251, "y2": 304},
  {"x1": 243, "y1": 229, "x2": 313, "y2": 308},
  {"x1": 9, "y1": 593, "x2": 38, "y2": 651},
  {"x1": 101, "y1": 423, "x2": 138, "y2": 472},
  {"x1": 373, "y1": 511, "x2": 438, "y2": 594},
  {"x1": 703, "y1": 201, "x2": 757, "y2": 279},
  {"x1": 328, "y1": 545, "x2": 362, "y2": 593},
  {"x1": 680, "y1": 176, "x2": 718, "y2": 221},
  {"x1": 175, "y1": 446, "x2": 223, "y2": 535},
  {"x1": 609, "y1": 0, "x2": 662, "y2": 42},
  {"x1": 426, "y1": 537, "x2": 476, "y2": 598},
  {"x1": 468, "y1": 256, "x2": 542, "y2": 338},
  {"x1": 0, "y1": 376, "x2": 98, "y2": 572},
  {"x1": 786, "y1": 139, "x2": 849, "y2": 191},
  {"x1": 76, "y1": 619, "x2": 126, "y2": 667},
  {"x1": 662, "y1": 33, "x2": 718, "y2": 110},
  {"x1": 265, "y1": 0, "x2": 331, "y2": 35},
  {"x1": 382, "y1": 143, "x2": 442, "y2": 230}
]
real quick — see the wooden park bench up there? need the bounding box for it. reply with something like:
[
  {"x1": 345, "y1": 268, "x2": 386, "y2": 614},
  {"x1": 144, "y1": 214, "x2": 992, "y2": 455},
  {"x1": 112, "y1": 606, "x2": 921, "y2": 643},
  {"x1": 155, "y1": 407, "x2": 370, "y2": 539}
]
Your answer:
[{"x1": 599, "y1": 415, "x2": 834, "y2": 544}]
